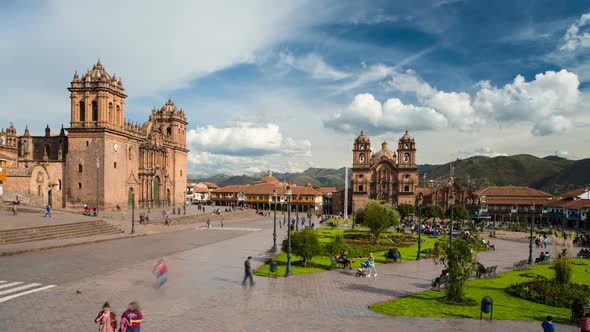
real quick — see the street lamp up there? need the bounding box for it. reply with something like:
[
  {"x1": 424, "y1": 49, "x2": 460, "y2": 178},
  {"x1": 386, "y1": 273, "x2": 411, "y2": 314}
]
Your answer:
[
  {"x1": 272, "y1": 189, "x2": 278, "y2": 252},
  {"x1": 95, "y1": 157, "x2": 100, "y2": 216},
  {"x1": 296, "y1": 194, "x2": 300, "y2": 231},
  {"x1": 327, "y1": 192, "x2": 333, "y2": 216},
  {"x1": 130, "y1": 188, "x2": 136, "y2": 234},
  {"x1": 448, "y1": 193, "x2": 456, "y2": 252},
  {"x1": 528, "y1": 204, "x2": 535, "y2": 265},
  {"x1": 416, "y1": 193, "x2": 424, "y2": 261},
  {"x1": 285, "y1": 185, "x2": 293, "y2": 277}
]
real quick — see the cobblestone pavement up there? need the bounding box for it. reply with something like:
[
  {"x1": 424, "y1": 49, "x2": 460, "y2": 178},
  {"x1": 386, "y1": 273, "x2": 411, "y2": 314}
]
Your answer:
[{"x1": 0, "y1": 216, "x2": 578, "y2": 331}]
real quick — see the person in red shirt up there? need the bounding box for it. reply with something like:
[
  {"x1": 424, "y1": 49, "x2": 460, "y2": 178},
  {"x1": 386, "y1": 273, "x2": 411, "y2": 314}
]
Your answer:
[
  {"x1": 122, "y1": 301, "x2": 143, "y2": 332},
  {"x1": 152, "y1": 259, "x2": 168, "y2": 288}
]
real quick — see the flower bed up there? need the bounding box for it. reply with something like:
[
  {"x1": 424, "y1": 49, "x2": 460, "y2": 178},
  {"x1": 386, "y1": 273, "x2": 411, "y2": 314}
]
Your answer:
[{"x1": 505, "y1": 279, "x2": 590, "y2": 308}]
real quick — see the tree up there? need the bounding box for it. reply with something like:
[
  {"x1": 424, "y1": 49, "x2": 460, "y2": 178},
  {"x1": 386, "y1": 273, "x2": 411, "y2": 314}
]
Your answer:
[
  {"x1": 422, "y1": 204, "x2": 444, "y2": 221},
  {"x1": 397, "y1": 204, "x2": 415, "y2": 221},
  {"x1": 433, "y1": 238, "x2": 478, "y2": 303},
  {"x1": 447, "y1": 206, "x2": 469, "y2": 221},
  {"x1": 283, "y1": 229, "x2": 321, "y2": 267},
  {"x1": 356, "y1": 200, "x2": 400, "y2": 244}
]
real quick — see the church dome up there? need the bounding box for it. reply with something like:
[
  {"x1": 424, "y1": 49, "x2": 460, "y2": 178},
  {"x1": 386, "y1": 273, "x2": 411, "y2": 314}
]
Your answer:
[
  {"x1": 399, "y1": 130, "x2": 414, "y2": 142},
  {"x1": 355, "y1": 131, "x2": 370, "y2": 144},
  {"x1": 160, "y1": 99, "x2": 180, "y2": 114},
  {"x1": 372, "y1": 141, "x2": 395, "y2": 160},
  {"x1": 86, "y1": 60, "x2": 111, "y2": 81}
]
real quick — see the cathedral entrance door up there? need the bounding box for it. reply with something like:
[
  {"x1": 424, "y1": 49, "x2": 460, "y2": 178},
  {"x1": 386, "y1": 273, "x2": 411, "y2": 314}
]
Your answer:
[
  {"x1": 154, "y1": 176, "x2": 161, "y2": 207},
  {"x1": 48, "y1": 190, "x2": 52, "y2": 208},
  {"x1": 166, "y1": 189, "x2": 171, "y2": 207}
]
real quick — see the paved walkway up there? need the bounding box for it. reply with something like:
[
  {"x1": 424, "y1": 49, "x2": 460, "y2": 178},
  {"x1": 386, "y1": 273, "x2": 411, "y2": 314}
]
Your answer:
[{"x1": 0, "y1": 216, "x2": 578, "y2": 331}]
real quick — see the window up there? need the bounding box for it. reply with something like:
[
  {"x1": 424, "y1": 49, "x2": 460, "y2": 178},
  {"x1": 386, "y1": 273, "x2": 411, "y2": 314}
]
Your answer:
[
  {"x1": 38, "y1": 185, "x2": 42, "y2": 196},
  {"x1": 108, "y1": 102, "x2": 113, "y2": 123},
  {"x1": 92, "y1": 101, "x2": 98, "y2": 121},
  {"x1": 86, "y1": 141, "x2": 89, "y2": 147},
  {"x1": 44, "y1": 144, "x2": 50, "y2": 158},
  {"x1": 128, "y1": 147, "x2": 133, "y2": 160},
  {"x1": 116, "y1": 105, "x2": 120, "y2": 125},
  {"x1": 167, "y1": 127, "x2": 172, "y2": 137},
  {"x1": 58, "y1": 179, "x2": 62, "y2": 191},
  {"x1": 359, "y1": 185, "x2": 364, "y2": 192},
  {"x1": 78, "y1": 183, "x2": 82, "y2": 189},
  {"x1": 405, "y1": 174, "x2": 410, "y2": 179},
  {"x1": 114, "y1": 162, "x2": 117, "y2": 169},
  {"x1": 404, "y1": 185, "x2": 410, "y2": 192},
  {"x1": 79, "y1": 101, "x2": 86, "y2": 121},
  {"x1": 78, "y1": 164, "x2": 83, "y2": 172}
]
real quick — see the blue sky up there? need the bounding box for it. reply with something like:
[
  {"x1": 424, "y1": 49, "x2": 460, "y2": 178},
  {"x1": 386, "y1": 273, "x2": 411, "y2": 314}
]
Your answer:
[{"x1": 1, "y1": 0, "x2": 589, "y2": 175}]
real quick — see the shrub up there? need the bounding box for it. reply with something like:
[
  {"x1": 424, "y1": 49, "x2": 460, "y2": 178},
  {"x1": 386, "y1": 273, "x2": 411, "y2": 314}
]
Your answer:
[
  {"x1": 505, "y1": 279, "x2": 590, "y2": 308},
  {"x1": 324, "y1": 232, "x2": 345, "y2": 256},
  {"x1": 356, "y1": 201, "x2": 400, "y2": 244},
  {"x1": 282, "y1": 229, "x2": 321, "y2": 267},
  {"x1": 433, "y1": 238, "x2": 478, "y2": 303}
]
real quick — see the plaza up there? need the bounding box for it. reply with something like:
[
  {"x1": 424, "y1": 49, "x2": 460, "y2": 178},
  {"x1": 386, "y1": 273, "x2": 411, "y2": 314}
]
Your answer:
[{"x1": 0, "y1": 208, "x2": 582, "y2": 331}]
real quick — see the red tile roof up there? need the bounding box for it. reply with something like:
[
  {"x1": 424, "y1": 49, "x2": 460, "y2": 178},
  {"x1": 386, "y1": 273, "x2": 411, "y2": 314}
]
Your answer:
[
  {"x1": 475, "y1": 186, "x2": 552, "y2": 198},
  {"x1": 556, "y1": 187, "x2": 590, "y2": 199}
]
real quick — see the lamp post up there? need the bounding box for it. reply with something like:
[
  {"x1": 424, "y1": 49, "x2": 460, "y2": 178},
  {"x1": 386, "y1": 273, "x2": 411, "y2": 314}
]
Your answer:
[
  {"x1": 448, "y1": 193, "x2": 456, "y2": 252},
  {"x1": 327, "y1": 192, "x2": 332, "y2": 216},
  {"x1": 95, "y1": 157, "x2": 100, "y2": 216},
  {"x1": 272, "y1": 189, "x2": 277, "y2": 252},
  {"x1": 285, "y1": 185, "x2": 293, "y2": 277},
  {"x1": 528, "y1": 204, "x2": 535, "y2": 265},
  {"x1": 295, "y1": 194, "x2": 300, "y2": 231},
  {"x1": 416, "y1": 193, "x2": 424, "y2": 261},
  {"x1": 130, "y1": 188, "x2": 136, "y2": 234}
]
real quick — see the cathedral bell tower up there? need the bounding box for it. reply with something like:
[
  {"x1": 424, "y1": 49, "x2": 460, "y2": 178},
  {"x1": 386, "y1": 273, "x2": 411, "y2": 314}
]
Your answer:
[
  {"x1": 396, "y1": 131, "x2": 418, "y2": 205},
  {"x1": 351, "y1": 131, "x2": 372, "y2": 211}
]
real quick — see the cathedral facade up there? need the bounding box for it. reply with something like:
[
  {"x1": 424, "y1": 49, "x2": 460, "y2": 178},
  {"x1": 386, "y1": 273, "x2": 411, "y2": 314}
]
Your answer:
[
  {"x1": 351, "y1": 131, "x2": 419, "y2": 211},
  {"x1": 0, "y1": 60, "x2": 188, "y2": 210}
]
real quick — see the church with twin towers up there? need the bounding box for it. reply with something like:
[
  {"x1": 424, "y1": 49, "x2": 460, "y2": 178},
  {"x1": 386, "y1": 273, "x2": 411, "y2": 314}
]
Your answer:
[{"x1": 0, "y1": 60, "x2": 189, "y2": 210}]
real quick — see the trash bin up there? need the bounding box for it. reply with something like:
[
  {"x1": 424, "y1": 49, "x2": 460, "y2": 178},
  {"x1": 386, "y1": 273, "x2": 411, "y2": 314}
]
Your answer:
[
  {"x1": 480, "y1": 296, "x2": 493, "y2": 320},
  {"x1": 270, "y1": 261, "x2": 277, "y2": 273}
]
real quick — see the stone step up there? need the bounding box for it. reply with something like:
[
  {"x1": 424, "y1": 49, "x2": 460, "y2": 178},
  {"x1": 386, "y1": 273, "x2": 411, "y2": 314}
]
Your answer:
[
  {"x1": 0, "y1": 220, "x2": 108, "y2": 235},
  {"x1": 0, "y1": 220, "x2": 124, "y2": 244},
  {"x1": 1, "y1": 229, "x2": 123, "y2": 244},
  {"x1": 0, "y1": 225, "x2": 121, "y2": 242}
]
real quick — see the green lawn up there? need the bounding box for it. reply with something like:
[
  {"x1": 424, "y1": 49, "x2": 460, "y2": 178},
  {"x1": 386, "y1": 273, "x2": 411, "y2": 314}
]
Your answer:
[
  {"x1": 370, "y1": 260, "x2": 590, "y2": 323},
  {"x1": 255, "y1": 229, "x2": 440, "y2": 277}
]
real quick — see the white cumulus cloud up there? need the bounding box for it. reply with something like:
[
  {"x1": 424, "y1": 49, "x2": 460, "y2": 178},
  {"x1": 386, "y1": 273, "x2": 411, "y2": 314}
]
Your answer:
[
  {"x1": 323, "y1": 93, "x2": 448, "y2": 134},
  {"x1": 531, "y1": 115, "x2": 573, "y2": 136}
]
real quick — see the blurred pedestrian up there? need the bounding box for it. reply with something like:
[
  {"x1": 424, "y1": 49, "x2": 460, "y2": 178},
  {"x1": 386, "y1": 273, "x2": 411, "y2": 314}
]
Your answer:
[
  {"x1": 542, "y1": 315, "x2": 555, "y2": 332},
  {"x1": 164, "y1": 211, "x2": 170, "y2": 226},
  {"x1": 94, "y1": 301, "x2": 117, "y2": 332},
  {"x1": 153, "y1": 259, "x2": 168, "y2": 288},
  {"x1": 221, "y1": 219, "x2": 224, "y2": 228},
  {"x1": 11, "y1": 202, "x2": 17, "y2": 216},
  {"x1": 207, "y1": 219, "x2": 211, "y2": 229},
  {"x1": 242, "y1": 256, "x2": 255, "y2": 287},
  {"x1": 122, "y1": 301, "x2": 143, "y2": 332},
  {"x1": 44, "y1": 205, "x2": 51, "y2": 218}
]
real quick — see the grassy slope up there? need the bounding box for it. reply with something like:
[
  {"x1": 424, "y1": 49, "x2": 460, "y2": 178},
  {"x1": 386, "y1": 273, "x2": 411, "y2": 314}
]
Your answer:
[{"x1": 371, "y1": 260, "x2": 590, "y2": 323}]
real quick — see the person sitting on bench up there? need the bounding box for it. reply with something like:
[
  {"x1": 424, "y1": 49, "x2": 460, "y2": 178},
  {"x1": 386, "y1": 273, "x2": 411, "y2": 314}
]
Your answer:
[{"x1": 341, "y1": 251, "x2": 353, "y2": 269}]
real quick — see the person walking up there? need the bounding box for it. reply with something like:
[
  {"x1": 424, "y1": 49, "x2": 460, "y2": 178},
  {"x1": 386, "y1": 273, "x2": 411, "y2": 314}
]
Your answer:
[
  {"x1": 11, "y1": 202, "x2": 17, "y2": 216},
  {"x1": 94, "y1": 302, "x2": 117, "y2": 332},
  {"x1": 242, "y1": 256, "x2": 255, "y2": 287},
  {"x1": 542, "y1": 315, "x2": 555, "y2": 332},
  {"x1": 164, "y1": 210, "x2": 170, "y2": 226},
  {"x1": 220, "y1": 219, "x2": 224, "y2": 228},
  {"x1": 367, "y1": 252, "x2": 377, "y2": 277},
  {"x1": 544, "y1": 236, "x2": 549, "y2": 248},
  {"x1": 152, "y1": 259, "x2": 168, "y2": 288},
  {"x1": 122, "y1": 301, "x2": 143, "y2": 332},
  {"x1": 44, "y1": 205, "x2": 51, "y2": 218}
]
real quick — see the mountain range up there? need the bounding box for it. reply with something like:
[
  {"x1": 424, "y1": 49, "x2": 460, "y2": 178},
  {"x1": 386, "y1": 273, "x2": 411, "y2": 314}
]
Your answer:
[{"x1": 188, "y1": 154, "x2": 590, "y2": 195}]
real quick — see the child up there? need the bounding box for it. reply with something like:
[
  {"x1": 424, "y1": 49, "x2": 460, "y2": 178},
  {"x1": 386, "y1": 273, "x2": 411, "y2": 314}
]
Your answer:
[
  {"x1": 542, "y1": 315, "x2": 555, "y2": 332},
  {"x1": 152, "y1": 259, "x2": 168, "y2": 288},
  {"x1": 94, "y1": 301, "x2": 117, "y2": 332}
]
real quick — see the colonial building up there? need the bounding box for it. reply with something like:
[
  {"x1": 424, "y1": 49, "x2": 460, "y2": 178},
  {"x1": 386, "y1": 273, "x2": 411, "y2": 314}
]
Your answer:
[
  {"x1": 211, "y1": 171, "x2": 327, "y2": 213},
  {"x1": 351, "y1": 131, "x2": 419, "y2": 210},
  {"x1": 0, "y1": 60, "x2": 189, "y2": 210},
  {"x1": 473, "y1": 186, "x2": 553, "y2": 222}
]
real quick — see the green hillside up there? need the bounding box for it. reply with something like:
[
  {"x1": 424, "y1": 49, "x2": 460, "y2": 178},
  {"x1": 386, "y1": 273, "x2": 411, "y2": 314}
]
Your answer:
[{"x1": 189, "y1": 155, "x2": 588, "y2": 194}]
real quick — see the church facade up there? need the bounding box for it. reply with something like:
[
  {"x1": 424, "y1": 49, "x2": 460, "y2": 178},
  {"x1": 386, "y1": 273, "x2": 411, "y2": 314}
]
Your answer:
[
  {"x1": 351, "y1": 131, "x2": 419, "y2": 211},
  {"x1": 0, "y1": 60, "x2": 188, "y2": 210}
]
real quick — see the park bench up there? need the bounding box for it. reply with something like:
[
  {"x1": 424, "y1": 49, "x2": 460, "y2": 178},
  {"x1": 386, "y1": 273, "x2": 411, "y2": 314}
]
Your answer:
[
  {"x1": 431, "y1": 274, "x2": 448, "y2": 290},
  {"x1": 512, "y1": 260, "x2": 528, "y2": 271},
  {"x1": 482, "y1": 266, "x2": 497, "y2": 279},
  {"x1": 538, "y1": 256, "x2": 551, "y2": 264},
  {"x1": 577, "y1": 252, "x2": 590, "y2": 259},
  {"x1": 330, "y1": 256, "x2": 346, "y2": 269}
]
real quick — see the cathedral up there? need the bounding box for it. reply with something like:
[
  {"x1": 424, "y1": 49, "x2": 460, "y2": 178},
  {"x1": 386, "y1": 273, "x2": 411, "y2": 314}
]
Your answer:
[
  {"x1": 351, "y1": 131, "x2": 419, "y2": 210},
  {"x1": 0, "y1": 60, "x2": 188, "y2": 210}
]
